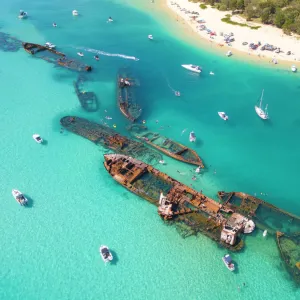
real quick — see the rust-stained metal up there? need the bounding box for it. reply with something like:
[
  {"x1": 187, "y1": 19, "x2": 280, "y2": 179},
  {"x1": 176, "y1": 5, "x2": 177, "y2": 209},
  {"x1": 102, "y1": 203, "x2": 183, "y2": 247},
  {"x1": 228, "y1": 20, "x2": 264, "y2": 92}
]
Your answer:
[
  {"x1": 103, "y1": 154, "x2": 260, "y2": 251},
  {"x1": 60, "y1": 116, "x2": 162, "y2": 164},
  {"x1": 23, "y1": 42, "x2": 92, "y2": 72},
  {"x1": 117, "y1": 68, "x2": 141, "y2": 122}
]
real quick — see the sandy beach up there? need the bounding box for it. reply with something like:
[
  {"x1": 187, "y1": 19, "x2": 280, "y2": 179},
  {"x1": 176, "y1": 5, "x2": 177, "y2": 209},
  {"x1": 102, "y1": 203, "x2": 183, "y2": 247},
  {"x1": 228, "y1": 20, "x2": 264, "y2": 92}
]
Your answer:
[{"x1": 166, "y1": 0, "x2": 300, "y2": 68}]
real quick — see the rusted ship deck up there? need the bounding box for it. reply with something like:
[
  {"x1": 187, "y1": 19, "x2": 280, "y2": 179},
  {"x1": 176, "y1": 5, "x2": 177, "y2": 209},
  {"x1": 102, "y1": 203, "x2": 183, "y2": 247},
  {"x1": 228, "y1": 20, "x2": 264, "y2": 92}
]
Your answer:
[
  {"x1": 60, "y1": 116, "x2": 161, "y2": 164},
  {"x1": 73, "y1": 76, "x2": 98, "y2": 112},
  {"x1": 23, "y1": 42, "x2": 92, "y2": 72},
  {"x1": 117, "y1": 68, "x2": 141, "y2": 122},
  {"x1": 104, "y1": 154, "x2": 259, "y2": 251},
  {"x1": 218, "y1": 191, "x2": 300, "y2": 283},
  {"x1": 128, "y1": 125, "x2": 204, "y2": 167}
]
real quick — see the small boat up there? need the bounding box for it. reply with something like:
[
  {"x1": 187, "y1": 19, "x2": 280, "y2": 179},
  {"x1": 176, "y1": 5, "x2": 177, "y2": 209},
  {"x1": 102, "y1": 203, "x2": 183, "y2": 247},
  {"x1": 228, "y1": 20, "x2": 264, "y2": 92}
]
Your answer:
[
  {"x1": 148, "y1": 34, "x2": 153, "y2": 40},
  {"x1": 181, "y1": 64, "x2": 202, "y2": 73},
  {"x1": 33, "y1": 134, "x2": 43, "y2": 144},
  {"x1": 209, "y1": 71, "x2": 215, "y2": 75},
  {"x1": 189, "y1": 131, "x2": 196, "y2": 142},
  {"x1": 77, "y1": 52, "x2": 84, "y2": 57},
  {"x1": 94, "y1": 55, "x2": 99, "y2": 61},
  {"x1": 159, "y1": 160, "x2": 165, "y2": 164},
  {"x1": 195, "y1": 166, "x2": 201, "y2": 173},
  {"x1": 45, "y1": 42, "x2": 56, "y2": 49},
  {"x1": 222, "y1": 254, "x2": 235, "y2": 271},
  {"x1": 263, "y1": 230, "x2": 268, "y2": 237},
  {"x1": 291, "y1": 65, "x2": 297, "y2": 72},
  {"x1": 72, "y1": 10, "x2": 79, "y2": 16},
  {"x1": 108, "y1": 17, "x2": 113, "y2": 22},
  {"x1": 255, "y1": 89, "x2": 268, "y2": 120},
  {"x1": 243, "y1": 219, "x2": 255, "y2": 233},
  {"x1": 18, "y1": 10, "x2": 28, "y2": 19},
  {"x1": 52, "y1": 23, "x2": 57, "y2": 27},
  {"x1": 226, "y1": 51, "x2": 232, "y2": 57},
  {"x1": 99, "y1": 245, "x2": 113, "y2": 263},
  {"x1": 218, "y1": 112, "x2": 228, "y2": 121},
  {"x1": 12, "y1": 189, "x2": 28, "y2": 206},
  {"x1": 175, "y1": 91, "x2": 180, "y2": 97}
]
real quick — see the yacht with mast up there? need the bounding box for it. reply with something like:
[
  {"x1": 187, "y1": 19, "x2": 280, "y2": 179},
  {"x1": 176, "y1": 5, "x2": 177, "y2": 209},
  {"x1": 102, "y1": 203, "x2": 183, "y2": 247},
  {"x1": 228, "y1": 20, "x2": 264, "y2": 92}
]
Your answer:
[{"x1": 255, "y1": 89, "x2": 268, "y2": 120}]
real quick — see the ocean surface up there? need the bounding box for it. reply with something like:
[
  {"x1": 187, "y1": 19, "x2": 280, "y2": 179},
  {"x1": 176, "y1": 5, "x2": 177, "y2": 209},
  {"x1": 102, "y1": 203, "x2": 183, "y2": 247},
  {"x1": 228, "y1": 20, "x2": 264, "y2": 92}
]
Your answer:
[{"x1": 1, "y1": 0, "x2": 300, "y2": 299}]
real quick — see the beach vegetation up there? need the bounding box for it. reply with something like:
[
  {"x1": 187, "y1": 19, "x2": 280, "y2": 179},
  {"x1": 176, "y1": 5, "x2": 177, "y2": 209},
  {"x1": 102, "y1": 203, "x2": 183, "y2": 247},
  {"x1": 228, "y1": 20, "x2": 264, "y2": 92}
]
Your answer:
[
  {"x1": 193, "y1": 0, "x2": 300, "y2": 34},
  {"x1": 221, "y1": 14, "x2": 261, "y2": 28},
  {"x1": 200, "y1": 3, "x2": 208, "y2": 8}
]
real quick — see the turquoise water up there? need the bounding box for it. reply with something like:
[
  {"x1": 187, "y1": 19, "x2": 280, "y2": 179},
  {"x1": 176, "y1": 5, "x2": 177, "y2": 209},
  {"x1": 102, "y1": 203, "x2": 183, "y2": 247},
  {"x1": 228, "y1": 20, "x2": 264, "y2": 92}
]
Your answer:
[{"x1": 1, "y1": 0, "x2": 300, "y2": 299}]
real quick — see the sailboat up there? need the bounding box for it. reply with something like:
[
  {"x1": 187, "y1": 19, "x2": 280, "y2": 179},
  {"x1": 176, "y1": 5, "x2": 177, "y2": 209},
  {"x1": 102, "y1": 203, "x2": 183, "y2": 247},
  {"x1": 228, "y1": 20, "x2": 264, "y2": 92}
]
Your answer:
[{"x1": 255, "y1": 89, "x2": 268, "y2": 120}]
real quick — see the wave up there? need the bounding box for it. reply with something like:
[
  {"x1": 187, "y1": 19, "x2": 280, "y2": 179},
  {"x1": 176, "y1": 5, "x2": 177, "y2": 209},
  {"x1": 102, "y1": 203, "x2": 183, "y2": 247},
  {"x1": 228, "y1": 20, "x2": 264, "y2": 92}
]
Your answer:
[{"x1": 77, "y1": 47, "x2": 139, "y2": 61}]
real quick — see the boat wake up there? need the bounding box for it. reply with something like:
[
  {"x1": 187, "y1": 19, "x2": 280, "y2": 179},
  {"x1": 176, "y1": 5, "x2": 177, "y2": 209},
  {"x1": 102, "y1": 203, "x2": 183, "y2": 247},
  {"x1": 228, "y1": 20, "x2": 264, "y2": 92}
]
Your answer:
[{"x1": 76, "y1": 47, "x2": 139, "y2": 61}]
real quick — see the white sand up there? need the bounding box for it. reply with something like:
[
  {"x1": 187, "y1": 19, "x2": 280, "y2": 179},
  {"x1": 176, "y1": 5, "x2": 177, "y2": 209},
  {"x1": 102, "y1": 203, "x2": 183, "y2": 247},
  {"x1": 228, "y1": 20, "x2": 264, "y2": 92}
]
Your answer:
[{"x1": 167, "y1": 0, "x2": 300, "y2": 66}]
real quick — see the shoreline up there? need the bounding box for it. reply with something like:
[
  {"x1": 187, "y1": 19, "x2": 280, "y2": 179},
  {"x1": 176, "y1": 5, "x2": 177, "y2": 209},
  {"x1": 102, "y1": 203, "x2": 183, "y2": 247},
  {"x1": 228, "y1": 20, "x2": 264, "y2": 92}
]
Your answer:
[{"x1": 164, "y1": 0, "x2": 300, "y2": 69}]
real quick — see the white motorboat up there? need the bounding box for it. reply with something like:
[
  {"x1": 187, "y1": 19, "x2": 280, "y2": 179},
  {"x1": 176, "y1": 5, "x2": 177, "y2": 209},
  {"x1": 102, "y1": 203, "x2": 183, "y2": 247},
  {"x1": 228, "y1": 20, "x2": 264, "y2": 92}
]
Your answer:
[
  {"x1": 175, "y1": 91, "x2": 180, "y2": 97},
  {"x1": 195, "y1": 166, "x2": 201, "y2": 173},
  {"x1": 209, "y1": 71, "x2": 215, "y2": 75},
  {"x1": 99, "y1": 245, "x2": 113, "y2": 263},
  {"x1": 181, "y1": 64, "x2": 202, "y2": 73},
  {"x1": 148, "y1": 34, "x2": 153, "y2": 40},
  {"x1": 77, "y1": 52, "x2": 84, "y2": 57},
  {"x1": 12, "y1": 189, "x2": 28, "y2": 206},
  {"x1": 255, "y1": 89, "x2": 268, "y2": 120},
  {"x1": 263, "y1": 230, "x2": 268, "y2": 237},
  {"x1": 45, "y1": 42, "x2": 56, "y2": 49},
  {"x1": 291, "y1": 65, "x2": 297, "y2": 72},
  {"x1": 226, "y1": 51, "x2": 232, "y2": 57},
  {"x1": 108, "y1": 17, "x2": 113, "y2": 22},
  {"x1": 243, "y1": 220, "x2": 255, "y2": 234},
  {"x1": 218, "y1": 112, "x2": 228, "y2": 121},
  {"x1": 52, "y1": 23, "x2": 57, "y2": 27},
  {"x1": 18, "y1": 10, "x2": 28, "y2": 19},
  {"x1": 33, "y1": 134, "x2": 43, "y2": 144},
  {"x1": 189, "y1": 131, "x2": 196, "y2": 142},
  {"x1": 72, "y1": 10, "x2": 79, "y2": 16},
  {"x1": 222, "y1": 254, "x2": 235, "y2": 271},
  {"x1": 159, "y1": 160, "x2": 165, "y2": 164}
]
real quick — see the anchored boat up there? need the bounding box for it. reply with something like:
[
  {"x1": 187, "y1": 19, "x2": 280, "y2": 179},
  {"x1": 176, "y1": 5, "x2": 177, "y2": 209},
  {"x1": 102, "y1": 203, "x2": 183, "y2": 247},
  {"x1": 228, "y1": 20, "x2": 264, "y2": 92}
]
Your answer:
[
  {"x1": 255, "y1": 89, "x2": 268, "y2": 120},
  {"x1": 104, "y1": 154, "x2": 258, "y2": 251},
  {"x1": 128, "y1": 125, "x2": 204, "y2": 167},
  {"x1": 117, "y1": 68, "x2": 141, "y2": 122}
]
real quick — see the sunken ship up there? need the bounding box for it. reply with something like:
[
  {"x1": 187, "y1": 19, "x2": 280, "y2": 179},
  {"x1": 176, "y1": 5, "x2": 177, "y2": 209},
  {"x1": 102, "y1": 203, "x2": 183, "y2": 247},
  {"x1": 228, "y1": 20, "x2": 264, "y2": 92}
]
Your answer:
[
  {"x1": 23, "y1": 43, "x2": 92, "y2": 72},
  {"x1": 117, "y1": 68, "x2": 141, "y2": 122},
  {"x1": 104, "y1": 154, "x2": 257, "y2": 251},
  {"x1": 128, "y1": 125, "x2": 204, "y2": 167},
  {"x1": 73, "y1": 77, "x2": 98, "y2": 112},
  {"x1": 60, "y1": 116, "x2": 161, "y2": 164},
  {"x1": 218, "y1": 191, "x2": 300, "y2": 283}
]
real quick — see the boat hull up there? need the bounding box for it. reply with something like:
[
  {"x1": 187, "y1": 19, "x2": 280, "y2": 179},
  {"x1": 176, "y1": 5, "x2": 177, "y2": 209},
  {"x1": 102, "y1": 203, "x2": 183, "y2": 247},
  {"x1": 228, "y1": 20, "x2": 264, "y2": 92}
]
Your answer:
[
  {"x1": 255, "y1": 106, "x2": 268, "y2": 120},
  {"x1": 181, "y1": 64, "x2": 201, "y2": 73}
]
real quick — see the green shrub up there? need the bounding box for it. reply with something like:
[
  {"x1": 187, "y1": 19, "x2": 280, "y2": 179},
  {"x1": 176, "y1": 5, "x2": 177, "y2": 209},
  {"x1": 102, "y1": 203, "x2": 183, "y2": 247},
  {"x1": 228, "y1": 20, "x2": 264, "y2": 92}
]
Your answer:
[{"x1": 200, "y1": 4, "x2": 207, "y2": 9}]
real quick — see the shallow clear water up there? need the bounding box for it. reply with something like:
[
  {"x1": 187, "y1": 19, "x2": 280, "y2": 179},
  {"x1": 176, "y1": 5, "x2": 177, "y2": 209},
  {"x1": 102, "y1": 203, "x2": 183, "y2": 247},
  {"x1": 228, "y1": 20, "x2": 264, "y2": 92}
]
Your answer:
[{"x1": 1, "y1": 0, "x2": 300, "y2": 299}]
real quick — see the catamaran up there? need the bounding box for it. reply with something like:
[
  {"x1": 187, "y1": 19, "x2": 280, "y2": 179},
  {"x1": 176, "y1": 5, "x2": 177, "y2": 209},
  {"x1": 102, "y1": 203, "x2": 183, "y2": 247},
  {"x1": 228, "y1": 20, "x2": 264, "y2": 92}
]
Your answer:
[
  {"x1": 181, "y1": 64, "x2": 202, "y2": 73},
  {"x1": 255, "y1": 89, "x2": 268, "y2": 120}
]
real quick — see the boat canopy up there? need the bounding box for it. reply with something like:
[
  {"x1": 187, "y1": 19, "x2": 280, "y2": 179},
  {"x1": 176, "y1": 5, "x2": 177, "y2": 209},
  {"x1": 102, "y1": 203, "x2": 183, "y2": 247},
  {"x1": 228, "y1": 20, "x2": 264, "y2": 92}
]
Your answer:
[{"x1": 224, "y1": 255, "x2": 232, "y2": 264}]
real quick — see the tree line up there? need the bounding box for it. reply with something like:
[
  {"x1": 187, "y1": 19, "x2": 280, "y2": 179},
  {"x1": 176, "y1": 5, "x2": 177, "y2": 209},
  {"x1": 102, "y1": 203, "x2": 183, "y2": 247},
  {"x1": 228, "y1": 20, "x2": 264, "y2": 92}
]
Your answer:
[{"x1": 190, "y1": 0, "x2": 300, "y2": 34}]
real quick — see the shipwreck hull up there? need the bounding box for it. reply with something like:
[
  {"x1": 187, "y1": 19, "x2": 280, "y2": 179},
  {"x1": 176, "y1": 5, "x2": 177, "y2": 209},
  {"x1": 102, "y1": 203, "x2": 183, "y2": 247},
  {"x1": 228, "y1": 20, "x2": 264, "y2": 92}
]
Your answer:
[
  {"x1": 60, "y1": 116, "x2": 161, "y2": 164},
  {"x1": 218, "y1": 191, "x2": 300, "y2": 283},
  {"x1": 104, "y1": 153, "x2": 245, "y2": 251},
  {"x1": 23, "y1": 42, "x2": 92, "y2": 72},
  {"x1": 128, "y1": 125, "x2": 204, "y2": 167},
  {"x1": 117, "y1": 68, "x2": 141, "y2": 122},
  {"x1": 73, "y1": 78, "x2": 99, "y2": 112}
]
